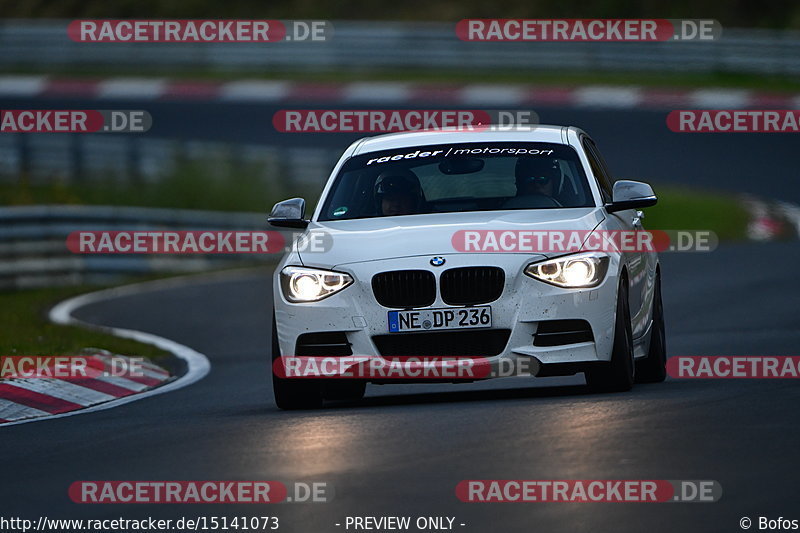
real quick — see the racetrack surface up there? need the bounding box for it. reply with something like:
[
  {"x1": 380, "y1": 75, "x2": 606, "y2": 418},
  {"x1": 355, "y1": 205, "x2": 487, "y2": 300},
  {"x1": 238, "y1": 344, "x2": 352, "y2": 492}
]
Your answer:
[
  {"x1": 1, "y1": 241, "x2": 799, "y2": 533},
  {"x1": 1, "y1": 98, "x2": 798, "y2": 532}
]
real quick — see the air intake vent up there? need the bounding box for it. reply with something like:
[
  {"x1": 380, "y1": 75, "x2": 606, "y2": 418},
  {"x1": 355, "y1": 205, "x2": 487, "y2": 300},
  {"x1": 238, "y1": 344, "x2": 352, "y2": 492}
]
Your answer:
[
  {"x1": 295, "y1": 332, "x2": 353, "y2": 356},
  {"x1": 372, "y1": 270, "x2": 436, "y2": 309},
  {"x1": 533, "y1": 320, "x2": 593, "y2": 347},
  {"x1": 440, "y1": 266, "x2": 505, "y2": 305}
]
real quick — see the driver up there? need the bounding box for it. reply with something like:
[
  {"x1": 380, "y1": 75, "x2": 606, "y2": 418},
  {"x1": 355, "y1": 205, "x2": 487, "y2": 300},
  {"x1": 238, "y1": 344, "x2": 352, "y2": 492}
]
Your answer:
[
  {"x1": 374, "y1": 170, "x2": 424, "y2": 216},
  {"x1": 514, "y1": 157, "x2": 561, "y2": 198}
]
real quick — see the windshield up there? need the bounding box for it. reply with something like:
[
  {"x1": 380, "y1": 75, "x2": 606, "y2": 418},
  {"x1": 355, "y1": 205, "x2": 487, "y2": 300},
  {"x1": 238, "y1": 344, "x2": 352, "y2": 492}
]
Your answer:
[{"x1": 318, "y1": 142, "x2": 595, "y2": 221}]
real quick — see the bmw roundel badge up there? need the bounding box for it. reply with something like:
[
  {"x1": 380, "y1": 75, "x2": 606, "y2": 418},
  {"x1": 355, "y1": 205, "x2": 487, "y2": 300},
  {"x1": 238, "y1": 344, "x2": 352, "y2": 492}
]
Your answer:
[{"x1": 430, "y1": 256, "x2": 446, "y2": 267}]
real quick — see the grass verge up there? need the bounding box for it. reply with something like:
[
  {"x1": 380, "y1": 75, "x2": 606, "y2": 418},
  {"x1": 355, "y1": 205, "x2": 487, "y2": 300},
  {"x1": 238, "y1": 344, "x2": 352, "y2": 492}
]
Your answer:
[
  {"x1": 644, "y1": 184, "x2": 750, "y2": 240},
  {"x1": 0, "y1": 285, "x2": 169, "y2": 361},
  {"x1": 0, "y1": 162, "x2": 317, "y2": 213}
]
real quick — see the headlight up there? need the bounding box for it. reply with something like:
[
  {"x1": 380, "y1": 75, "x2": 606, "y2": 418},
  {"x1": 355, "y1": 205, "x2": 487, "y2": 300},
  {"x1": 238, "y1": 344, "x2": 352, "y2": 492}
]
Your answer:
[
  {"x1": 280, "y1": 266, "x2": 353, "y2": 302},
  {"x1": 524, "y1": 252, "x2": 609, "y2": 288}
]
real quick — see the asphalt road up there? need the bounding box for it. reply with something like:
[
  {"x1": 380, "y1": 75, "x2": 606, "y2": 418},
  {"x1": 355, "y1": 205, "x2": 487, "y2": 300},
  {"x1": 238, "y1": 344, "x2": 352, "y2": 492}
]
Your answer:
[{"x1": 1, "y1": 240, "x2": 799, "y2": 533}]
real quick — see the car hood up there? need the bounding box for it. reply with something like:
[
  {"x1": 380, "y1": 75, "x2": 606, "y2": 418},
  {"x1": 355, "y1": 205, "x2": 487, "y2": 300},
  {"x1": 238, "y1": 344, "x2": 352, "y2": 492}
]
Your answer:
[{"x1": 298, "y1": 208, "x2": 606, "y2": 268}]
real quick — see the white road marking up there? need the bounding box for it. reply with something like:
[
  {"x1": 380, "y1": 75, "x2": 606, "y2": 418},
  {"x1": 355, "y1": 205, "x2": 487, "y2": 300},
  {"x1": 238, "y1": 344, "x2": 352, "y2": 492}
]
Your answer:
[
  {"x1": 343, "y1": 82, "x2": 411, "y2": 102},
  {"x1": 3, "y1": 378, "x2": 115, "y2": 406},
  {"x1": 97, "y1": 78, "x2": 166, "y2": 99},
  {"x1": 574, "y1": 86, "x2": 643, "y2": 108},
  {"x1": 95, "y1": 375, "x2": 151, "y2": 392},
  {"x1": 1, "y1": 270, "x2": 228, "y2": 427},
  {"x1": 0, "y1": 398, "x2": 50, "y2": 421},
  {"x1": 220, "y1": 80, "x2": 290, "y2": 101},
  {"x1": 0, "y1": 75, "x2": 48, "y2": 96},
  {"x1": 689, "y1": 89, "x2": 751, "y2": 109}
]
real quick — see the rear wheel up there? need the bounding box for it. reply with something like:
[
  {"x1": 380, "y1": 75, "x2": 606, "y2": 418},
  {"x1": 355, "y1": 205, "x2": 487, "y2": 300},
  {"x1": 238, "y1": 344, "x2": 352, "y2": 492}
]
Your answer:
[
  {"x1": 635, "y1": 273, "x2": 667, "y2": 383},
  {"x1": 271, "y1": 312, "x2": 323, "y2": 410},
  {"x1": 586, "y1": 278, "x2": 634, "y2": 392}
]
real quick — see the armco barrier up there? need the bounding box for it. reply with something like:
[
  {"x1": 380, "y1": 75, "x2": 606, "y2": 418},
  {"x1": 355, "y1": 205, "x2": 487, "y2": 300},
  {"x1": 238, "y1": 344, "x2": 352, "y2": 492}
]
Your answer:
[
  {"x1": 0, "y1": 205, "x2": 278, "y2": 289},
  {"x1": 0, "y1": 21, "x2": 800, "y2": 75}
]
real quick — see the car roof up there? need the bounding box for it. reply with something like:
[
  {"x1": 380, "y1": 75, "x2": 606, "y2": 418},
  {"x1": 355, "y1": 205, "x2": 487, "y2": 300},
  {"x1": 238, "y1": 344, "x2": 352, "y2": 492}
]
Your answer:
[{"x1": 352, "y1": 125, "x2": 582, "y2": 155}]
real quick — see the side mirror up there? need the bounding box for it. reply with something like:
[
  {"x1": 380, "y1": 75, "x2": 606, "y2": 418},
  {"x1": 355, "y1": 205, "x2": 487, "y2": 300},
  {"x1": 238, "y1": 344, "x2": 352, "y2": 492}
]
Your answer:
[
  {"x1": 268, "y1": 198, "x2": 309, "y2": 228},
  {"x1": 606, "y1": 180, "x2": 657, "y2": 213}
]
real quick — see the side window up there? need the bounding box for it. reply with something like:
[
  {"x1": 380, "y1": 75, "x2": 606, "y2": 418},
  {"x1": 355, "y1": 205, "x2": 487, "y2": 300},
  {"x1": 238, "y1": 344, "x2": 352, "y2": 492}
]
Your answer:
[{"x1": 581, "y1": 138, "x2": 613, "y2": 203}]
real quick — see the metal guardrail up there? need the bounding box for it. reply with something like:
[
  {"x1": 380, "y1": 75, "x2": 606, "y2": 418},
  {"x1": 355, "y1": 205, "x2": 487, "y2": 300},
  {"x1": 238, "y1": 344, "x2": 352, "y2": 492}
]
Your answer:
[
  {"x1": 0, "y1": 133, "x2": 340, "y2": 188},
  {"x1": 2, "y1": 20, "x2": 800, "y2": 75},
  {"x1": 0, "y1": 204, "x2": 280, "y2": 289}
]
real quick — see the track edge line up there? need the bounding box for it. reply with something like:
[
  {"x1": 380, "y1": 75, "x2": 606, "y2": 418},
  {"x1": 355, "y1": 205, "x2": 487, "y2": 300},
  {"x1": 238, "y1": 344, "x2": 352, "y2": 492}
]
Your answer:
[{"x1": 0, "y1": 273, "x2": 229, "y2": 427}]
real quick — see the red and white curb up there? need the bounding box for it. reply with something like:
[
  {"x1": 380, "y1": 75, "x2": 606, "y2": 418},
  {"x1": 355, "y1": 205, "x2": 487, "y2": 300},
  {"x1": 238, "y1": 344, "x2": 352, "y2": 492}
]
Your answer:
[
  {"x1": 2, "y1": 75, "x2": 800, "y2": 109},
  {"x1": 0, "y1": 275, "x2": 213, "y2": 427},
  {"x1": 0, "y1": 350, "x2": 171, "y2": 424},
  {"x1": 742, "y1": 196, "x2": 800, "y2": 241}
]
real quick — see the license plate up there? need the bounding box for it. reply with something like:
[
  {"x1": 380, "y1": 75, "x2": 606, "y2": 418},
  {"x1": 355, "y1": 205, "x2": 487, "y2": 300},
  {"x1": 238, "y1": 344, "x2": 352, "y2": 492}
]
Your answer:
[{"x1": 388, "y1": 306, "x2": 492, "y2": 333}]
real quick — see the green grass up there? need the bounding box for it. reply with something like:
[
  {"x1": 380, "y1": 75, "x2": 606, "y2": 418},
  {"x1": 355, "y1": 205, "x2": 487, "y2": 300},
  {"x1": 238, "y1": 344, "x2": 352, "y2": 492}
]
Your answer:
[
  {"x1": 0, "y1": 285, "x2": 169, "y2": 360},
  {"x1": 643, "y1": 184, "x2": 749, "y2": 240},
  {"x1": 1, "y1": 162, "x2": 317, "y2": 213}
]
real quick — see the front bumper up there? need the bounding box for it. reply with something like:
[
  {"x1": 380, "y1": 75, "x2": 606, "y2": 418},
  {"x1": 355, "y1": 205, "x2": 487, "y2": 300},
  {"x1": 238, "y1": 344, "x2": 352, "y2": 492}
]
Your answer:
[{"x1": 273, "y1": 253, "x2": 621, "y2": 379}]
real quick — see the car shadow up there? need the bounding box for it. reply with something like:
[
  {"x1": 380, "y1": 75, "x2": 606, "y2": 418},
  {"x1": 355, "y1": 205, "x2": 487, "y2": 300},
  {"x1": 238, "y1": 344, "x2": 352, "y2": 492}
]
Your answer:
[
  {"x1": 327, "y1": 382, "x2": 596, "y2": 410},
  {"x1": 248, "y1": 377, "x2": 684, "y2": 416}
]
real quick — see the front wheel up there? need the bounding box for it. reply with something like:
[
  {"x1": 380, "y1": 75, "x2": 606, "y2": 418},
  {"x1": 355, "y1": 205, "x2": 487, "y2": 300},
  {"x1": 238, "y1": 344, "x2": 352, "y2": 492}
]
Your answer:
[
  {"x1": 585, "y1": 278, "x2": 635, "y2": 392},
  {"x1": 271, "y1": 312, "x2": 323, "y2": 410}
]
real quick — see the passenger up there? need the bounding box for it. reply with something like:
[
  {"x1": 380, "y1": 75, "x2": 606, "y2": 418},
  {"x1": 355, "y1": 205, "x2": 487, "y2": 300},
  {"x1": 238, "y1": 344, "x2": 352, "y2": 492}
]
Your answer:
[{"x1": 514, "y1": 157, "x2": 561, "y2": 199}]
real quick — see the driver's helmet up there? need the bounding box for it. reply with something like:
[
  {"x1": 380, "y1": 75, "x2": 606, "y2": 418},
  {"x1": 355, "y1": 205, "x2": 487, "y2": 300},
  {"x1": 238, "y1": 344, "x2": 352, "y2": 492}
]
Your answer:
[
  {"x1": 514, "y1": 157, "x2": 561, "y2": 191},
  {"x1": 374, "y1": 169, "x2": 424, "y2": 212}
]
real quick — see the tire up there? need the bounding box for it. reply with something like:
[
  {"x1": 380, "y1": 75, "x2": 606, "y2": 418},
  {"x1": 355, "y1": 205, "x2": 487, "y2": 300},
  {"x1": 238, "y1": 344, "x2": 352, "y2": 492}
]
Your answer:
[
  {"x1": 635, "y1": 273, "x2": 667, "y2": 383},
  {"x1": 271, "y1": 312, "x2": 323, "y2": 410},
  {"x1": 586, "y1": 278, "x2": 635, "y2": 392}
]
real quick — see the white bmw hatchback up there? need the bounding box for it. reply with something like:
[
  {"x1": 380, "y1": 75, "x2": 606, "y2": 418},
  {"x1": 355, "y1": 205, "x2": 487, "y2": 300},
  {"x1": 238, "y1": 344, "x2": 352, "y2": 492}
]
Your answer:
[{"x1": 270, "y1": 126, "x2": 666, "y2": 409}]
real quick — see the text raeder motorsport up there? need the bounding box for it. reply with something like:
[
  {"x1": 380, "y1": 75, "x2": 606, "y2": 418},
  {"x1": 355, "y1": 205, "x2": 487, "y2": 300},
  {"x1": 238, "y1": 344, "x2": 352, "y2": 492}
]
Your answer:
[{"x1": 366, "y1": 147, "x2": 555, "y2": 165}]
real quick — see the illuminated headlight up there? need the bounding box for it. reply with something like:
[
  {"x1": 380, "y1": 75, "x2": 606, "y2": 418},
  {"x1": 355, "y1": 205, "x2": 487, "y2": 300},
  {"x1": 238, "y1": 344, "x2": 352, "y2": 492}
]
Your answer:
[
  {"x1": 524, "y1": 252, "x2": 610, "y2": 288},
  {"x1": 280, "y1": 266, "x2": 353, "y2": 302}
]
